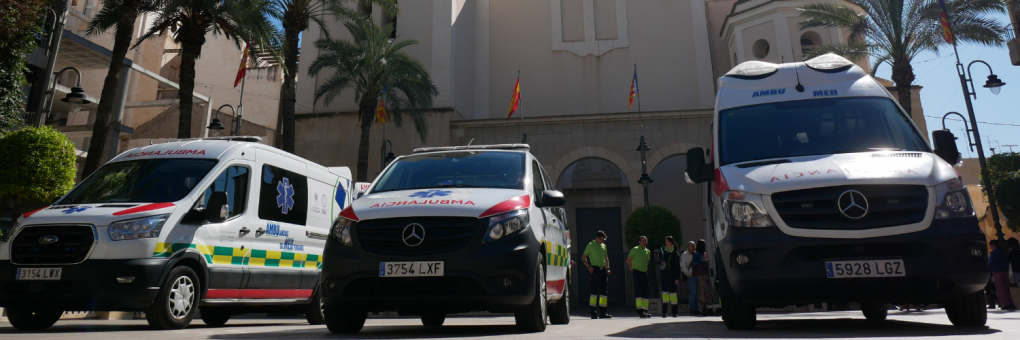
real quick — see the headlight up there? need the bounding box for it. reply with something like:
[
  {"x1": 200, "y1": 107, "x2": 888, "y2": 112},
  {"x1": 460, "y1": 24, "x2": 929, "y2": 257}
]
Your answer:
[
  {"x1": 109, "y1": 214, "x2": 169, "y2": 241},
  {"x1": 724, "y1": 191, "x2": 775, "y2": 228},
  {"x1": 330, "y1": 217, "x2": 354, "y2": 247},
  {"x1": 934, "y1": 177, "x2": 974, "y2": 219},
  {"x1": 483, "y1": 209, "x2": 529, "y2": 244}
]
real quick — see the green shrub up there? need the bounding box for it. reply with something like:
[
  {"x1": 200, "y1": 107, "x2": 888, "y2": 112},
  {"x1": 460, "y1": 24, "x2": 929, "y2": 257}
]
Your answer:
[
  {"x1": 0, "y1": 126, "x2": 77, "y2": 203},
  {"x1": 624, "y1": 206, "x2": 682, "y2": 250},
  {"x1": 987, "y1": 152, "x2": 1020, "y2": 233},
  {"x1": 0, "y1": 0, "x2": 46, "y2": 129}
]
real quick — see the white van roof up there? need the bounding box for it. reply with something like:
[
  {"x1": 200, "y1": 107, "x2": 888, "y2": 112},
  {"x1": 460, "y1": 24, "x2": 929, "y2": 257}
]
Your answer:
[{"x1": 716, "y1": 54, "x2": 893, "y2": 111}]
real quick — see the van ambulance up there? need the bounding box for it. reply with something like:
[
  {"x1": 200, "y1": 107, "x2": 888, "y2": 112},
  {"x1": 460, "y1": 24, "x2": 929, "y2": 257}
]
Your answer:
[
  {"x1": 0, "y1": 136, "x2": 352, "y2": 330},
  {"x1": 684, "y1": 54, "x2": 989, "y2": 330}
]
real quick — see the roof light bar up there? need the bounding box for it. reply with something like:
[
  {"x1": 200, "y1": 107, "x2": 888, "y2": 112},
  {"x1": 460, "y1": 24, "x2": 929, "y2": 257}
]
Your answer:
[
  {"x1": 804, "y1": 53, "x2": 855, "y2": 73},
  {"x1": 413, "y1": 144, "x2": 531, "y2": 154},
  {"x1": 172, "y1": 136, "x2": 264, "y2": 143},
  {"x1": 724, "y1": 61, "x2": 779, "y2": 80}
]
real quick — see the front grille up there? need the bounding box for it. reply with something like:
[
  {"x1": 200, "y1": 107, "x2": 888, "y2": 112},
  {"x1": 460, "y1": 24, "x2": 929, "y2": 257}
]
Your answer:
[
  {"x1": 771, "y1": 185, "x2": 928, "y2": 230},
  {"x1": 356, "y1": 217, "x2": 482, "y2": 255},
  {"x1": 1, "y1": 281, "x2": 75, "y2": 296},
  {"x1": 11, "y1": 225, "x2": 96, "y2": 265},
  {"x1": 343, "y1": 277, "x2": 487, "y2": 297}
]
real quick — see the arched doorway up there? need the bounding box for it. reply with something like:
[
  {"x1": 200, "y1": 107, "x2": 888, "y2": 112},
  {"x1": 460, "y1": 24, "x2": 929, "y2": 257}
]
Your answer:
[{"x1": 648, "y1": 155, "x2": 707, "y2": 246}]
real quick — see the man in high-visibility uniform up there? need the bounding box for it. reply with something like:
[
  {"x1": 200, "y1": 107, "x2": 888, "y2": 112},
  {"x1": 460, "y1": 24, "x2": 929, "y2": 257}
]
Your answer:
[
  {"x1": 627, "y1": 236, "x2": 652, "y2": 318},
  {"x1": 582, "y1": 231, "x2": 612, "y2": 319}
]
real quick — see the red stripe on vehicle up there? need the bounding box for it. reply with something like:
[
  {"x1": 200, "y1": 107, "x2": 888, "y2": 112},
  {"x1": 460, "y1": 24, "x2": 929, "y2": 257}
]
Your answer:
[
  {"x1": 112, "y1": 203, "x2": 175, "y2": 216},
  {"x1": 546, "y1": 279, "x2": 566, "y2": 295},
  {"x1": 206, "y1": 289, "x2": 241, "y2": 299},
  {"x1": 207, "y1": 289, "x2": 314, "y2": 299},
  {"x1": 339, "y1": 205, "x2": 359, "y2": 221},
  {"x1": 22, "y1": 207, "x2": 47, "y2": 218},
  {"x1": 478, "y1": 195, "x2": 531, "y2": 218}
]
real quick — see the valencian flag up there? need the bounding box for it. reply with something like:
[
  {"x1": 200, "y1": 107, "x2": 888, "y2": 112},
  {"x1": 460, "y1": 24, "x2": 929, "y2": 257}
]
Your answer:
[
  {"x1": 375, "y1": 86, "x2": 388, "y2": 123},
  {"x1": 628, "y1": 69, "x2": 638, "y2": 110},
  {"x1": 506, "y1": 75, "x2": 521, "y2": 121},
  {"x1": 938, "y1": 0, "x2": 954, "y2": 44},
  {"x1": 234, "y1": 42, "x2": 249, "y2": 87}
]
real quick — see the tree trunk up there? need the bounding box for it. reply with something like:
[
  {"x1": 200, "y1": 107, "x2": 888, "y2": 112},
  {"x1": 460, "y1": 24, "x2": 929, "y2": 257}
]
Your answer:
[
  {"x1": 280, "y1": 24, "x2": 301, "y2": 152},
  {"x1": 356, "y1": 97, "x2": 377, "y2": 182},
  {"x1": 890, "y1": 61, "x2": 915, "y2": 120},
  {"x1": 81, "y1": 0, "x2": 142, "y2": 177},
  {"x1": 176, "y1": 35, "x2": 205, "y2": 139}
]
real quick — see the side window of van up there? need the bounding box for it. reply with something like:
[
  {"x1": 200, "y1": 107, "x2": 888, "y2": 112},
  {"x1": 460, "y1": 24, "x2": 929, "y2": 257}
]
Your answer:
[
  {"x1": 531, "y1": 160, "x2": 546, "y2": 194},
  {"x1": 259, "y1": 164, "x2": 308, "y2": 226},
  {"x1": 202, "y1": 166, "x2": 249, "y2": 219}
]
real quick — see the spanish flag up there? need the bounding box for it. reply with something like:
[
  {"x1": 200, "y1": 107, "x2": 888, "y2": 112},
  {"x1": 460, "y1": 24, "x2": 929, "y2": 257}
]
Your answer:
[
  {"x1": 938, "y1": 0, "x2": 954, "y2": 45},
  {"x1": 506, "y1": 76, "x2": 521, "y2": 121},
  {"x1": 234, "y1": 42, "x2": 249, "y2": 88},
  {"x1": 375, "y1": 86, "x2": 388, "y2": 124},
  {"x1": 628, "y1": 69, "x2": 638, "y2": 110}
]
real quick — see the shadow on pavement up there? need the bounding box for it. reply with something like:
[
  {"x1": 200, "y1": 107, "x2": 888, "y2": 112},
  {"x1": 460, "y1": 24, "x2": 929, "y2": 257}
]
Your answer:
[
  {"x1": 608, "y1": 318, "x2": 1001, "y2": 338},
  {"x1": 0, "y1": 321, "x2": 306, "y2": 334},
  {"x1": 208, "y1": 324, "x2": 525, "y2": 339}
]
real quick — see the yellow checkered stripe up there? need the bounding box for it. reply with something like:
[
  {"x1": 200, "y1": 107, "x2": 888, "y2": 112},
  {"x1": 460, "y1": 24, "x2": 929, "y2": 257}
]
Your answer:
[
  {"x1": 153, "y1": 243, "x2": 322, "y2": 269},
  {"x1": 545, "y1": 243, "x2": 569, "y2": 267}
]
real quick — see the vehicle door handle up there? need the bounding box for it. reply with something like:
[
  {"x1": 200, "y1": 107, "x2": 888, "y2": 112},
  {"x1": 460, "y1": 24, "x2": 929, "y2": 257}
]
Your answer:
[
  {"x1": 256, "y1": 227, "x2": 265, "y2": 236},
  {"x1": 239, "y1": 227, "x2": 250, "y2": 235}
]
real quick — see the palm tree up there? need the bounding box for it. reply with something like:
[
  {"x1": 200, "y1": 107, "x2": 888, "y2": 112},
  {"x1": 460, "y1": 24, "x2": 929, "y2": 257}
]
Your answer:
[
  {"x1": 82, "y1": 0, "x2": 160, "y2": 177},
  {"x1": 267, "y1": 0, "x2": 396, "y2": 153},
  {"x1": 137, "y1": 0, "x2": 281, "y2": 139},
  {"x1": 798, "y1": 0, "x2": 1005, "y2": 118},
  {"x1": 308, "y1": 20, "x2": 437, "y2": 182}
]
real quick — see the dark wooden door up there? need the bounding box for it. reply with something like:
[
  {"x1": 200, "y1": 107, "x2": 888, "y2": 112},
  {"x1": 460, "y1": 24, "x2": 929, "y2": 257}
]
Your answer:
[{"x1": 574, "y1": 207, "x2": 625, "y2": 308}]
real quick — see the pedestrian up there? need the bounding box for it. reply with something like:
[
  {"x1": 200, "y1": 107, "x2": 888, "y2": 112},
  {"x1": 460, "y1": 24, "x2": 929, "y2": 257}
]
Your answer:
[
  {"x1": 989, "y1": 239, "x2": 1016, "y2": 310},
  {"x1": 658, "y1": 236, "x2": 681, "y2": 318},
  {"x1": 694, "y1": 239, "x2": 717, "y2": 316},
  {"x1": 1007, "y1": 238, "x2": 1020, "y2": 302},
  {"x1": 627, "y1": 236, "x2": 652, "y2": 318},
  {"x1": 582, "y1": 231, "x2": 613, "y2": 319},
  {"x1": 680, "y1": 241, "x2": 697, "y2": 316}
]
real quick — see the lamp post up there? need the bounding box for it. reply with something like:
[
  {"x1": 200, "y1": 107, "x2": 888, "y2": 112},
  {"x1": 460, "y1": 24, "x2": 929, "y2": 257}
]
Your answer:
[
  {"x1": 380, "y1": 139, "x2": 395, "y2": 170},
  {"x1": 41, "y1": 66, "x2": 91, "y2": 126},
  {"x1": 207, "y1": 104, "x2": 236, "y2": 135},
  {"x1": 954, "y1": 58, "x2": 1007, "y2": 243}
]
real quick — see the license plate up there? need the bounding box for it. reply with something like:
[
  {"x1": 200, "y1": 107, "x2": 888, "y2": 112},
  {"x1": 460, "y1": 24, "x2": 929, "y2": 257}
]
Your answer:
[
  {"x1": 16, "y1": 268, "x2": 62, "y2": 281},
  {"x1": 379, "y1": 262, "x2": 444, "y2": 277},
  {"x1": 826, "y1": 260, "x2": 904, "y2": 278}
]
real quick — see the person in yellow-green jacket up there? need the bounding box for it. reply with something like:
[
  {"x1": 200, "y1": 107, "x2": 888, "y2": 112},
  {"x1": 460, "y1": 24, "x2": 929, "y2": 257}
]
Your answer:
[
  {"x1": 627, "y1": 236, "x2": 652, "y2": 318},
  {"x1": 582, "y1": 231, "x2": 612, "y2": 319}
]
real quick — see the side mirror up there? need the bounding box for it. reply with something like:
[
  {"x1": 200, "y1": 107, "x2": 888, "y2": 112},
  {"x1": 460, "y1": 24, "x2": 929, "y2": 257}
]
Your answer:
[
  {"x1": 204, "y1": 192, "x2": 230, "y2": 224},
  {"x1": 537, "y1": 190, "x2": 566, "y2": 208},
  {"x1": 932, "y1": 129, "x2": 962, "y2": 166},
  {"x1": 685, "y1": 147, "x2": 713, "y2": 184},
  {"x1": 354, "y1": 182, "x2": 371, "y2": 200}
]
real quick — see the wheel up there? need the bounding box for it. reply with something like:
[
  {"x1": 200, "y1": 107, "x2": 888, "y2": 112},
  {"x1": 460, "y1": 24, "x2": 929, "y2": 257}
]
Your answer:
[
  {"x1": 146, "y1": 266, "x2": 200, "y2": 330},
  {"x1": 421, "y1": 312, "x2": 447, "y2": 327},
  {"x1": 5, "y1": 308, "x2": 62, "y2": 330},
  {"x1": 515, "y1": 256, "x2": 548, "y2": 332},
  {"x1": 305, "y1": 287, "x2": 326, "y2": 325},
  {"x1": 200, "y1": 307, "x2": 232, "y2": 327},
  {"x1": 549, "y1": 276, "x2": 570, "y2": 325},
  {"x1": 945, "y1": 290, "x2": 987, "y2": 327},
  {"x1": 325, "y1": 310, "x2": 368, "y2": 333},
  {"x1": 860, "y1": 302, "x2": 888, "y2": 321},
  {"x1": 719, "y1": 265, "x2": 756, "y2": 330}
]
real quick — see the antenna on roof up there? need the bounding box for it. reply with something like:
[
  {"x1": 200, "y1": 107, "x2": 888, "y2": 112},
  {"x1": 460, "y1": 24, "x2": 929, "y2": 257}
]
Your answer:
[
  {"x1": 794, "y1": 60, "x2": 805, "y2": 93},
  {"x1": 467, "y1": 138, "x2": 474, "y2": 146}
]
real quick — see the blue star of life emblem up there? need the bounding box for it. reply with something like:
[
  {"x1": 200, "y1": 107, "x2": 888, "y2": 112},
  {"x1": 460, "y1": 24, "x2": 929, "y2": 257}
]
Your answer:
[
  {"x1": 277, "y1": 177, "x2": 295, "y2": 214},
  {"x1": 409, "y1": 190, "x2": 452, "y2": 198},
  {"x1": 61, "y1": 206, "x2": 91, "y2": 214}
]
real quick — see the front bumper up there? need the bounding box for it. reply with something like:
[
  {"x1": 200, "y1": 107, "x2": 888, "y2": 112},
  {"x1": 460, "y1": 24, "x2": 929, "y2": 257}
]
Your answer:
[
  {"x1": 0, "y1": 258, "x2": 169, "y2": 311},
  {"x1": 720, "y1": 218, "x2": 989, "y2": 305},
  {"x1": 321, "y1": 226, "x2": 540, "y2": 314}
]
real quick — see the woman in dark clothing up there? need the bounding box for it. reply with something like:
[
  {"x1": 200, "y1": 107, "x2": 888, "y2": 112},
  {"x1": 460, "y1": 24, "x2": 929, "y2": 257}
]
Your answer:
[
  {"x1": 659, "y1": 236, "x2": 682, "y2": 317},
  {"x1": 1008, "y1": 238, "x2": 1020, "y2": 286},
  {"x1": 694, "y1": 239, "x2": 717, "y2": 316},
  {"x1": 989, "y1": 240, "x2": 1016, "y2": 310}
]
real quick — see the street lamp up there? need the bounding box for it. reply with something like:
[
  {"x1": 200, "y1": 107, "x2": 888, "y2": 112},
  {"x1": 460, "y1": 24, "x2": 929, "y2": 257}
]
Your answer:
[
  {"x1": 381, "y1": 139, "x2": 395, "y2": 169},
  {"x1": 207, "y1": 104, "x2": 234, "y2": 133},
  {"x1": 44, "y1": 67, "x2": 91, "y2": 124},
  {"x1": 636, "y1": 137, "x2": 653, "y2": 213}
]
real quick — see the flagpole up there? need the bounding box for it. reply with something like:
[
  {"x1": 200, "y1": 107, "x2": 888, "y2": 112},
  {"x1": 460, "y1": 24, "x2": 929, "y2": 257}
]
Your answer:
[
  {"x1": 634, "y1": 63, "x2": 652, "y2": 213},
  {"x1": 519, "y1": 70, "x2": 524, "y2": 143}
]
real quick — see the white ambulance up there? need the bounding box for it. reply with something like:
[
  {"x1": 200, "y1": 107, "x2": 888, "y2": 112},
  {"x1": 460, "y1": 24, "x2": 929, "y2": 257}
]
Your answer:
[
  {"x1": 0, "y1": 136, "x2": 352, "y2": 330},
  {"x1": 685, "y1": 54, "x2": 988, "y2": 329}
]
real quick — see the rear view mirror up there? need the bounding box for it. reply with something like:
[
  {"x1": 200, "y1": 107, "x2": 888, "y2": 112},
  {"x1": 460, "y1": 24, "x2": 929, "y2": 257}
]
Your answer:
[
  {"x1": 537, "y1": 190, "x2": 566, "y2": 208},
  {"x1": 685, "y1": 147, "x2": 713, "y2": 183},
  {"x1": 932, "y1": 129, "x2": 962, "y2": 166},
  {"x1": 354, "y1": 182, "x2": 371, "y2": 200},
  {"x1": 205, "y1": 192, "x2": 230, "y2": 224}
]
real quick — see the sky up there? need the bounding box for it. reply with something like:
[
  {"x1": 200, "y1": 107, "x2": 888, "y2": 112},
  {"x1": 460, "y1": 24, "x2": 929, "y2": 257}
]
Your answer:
[{"x1": 872, "y1": 13, "x2": 1020, "y2": 158}]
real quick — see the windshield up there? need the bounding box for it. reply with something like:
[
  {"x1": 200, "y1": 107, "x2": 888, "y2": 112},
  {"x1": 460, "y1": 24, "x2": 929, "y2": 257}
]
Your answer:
[
  {"x1": 372, "y1": 151, "x2": 526, "y2": 193},
  {"x1": 59, "y1": 159, "x2": 218, "y2": 204},
  {"x1": 718, "y1": 97, "x2": 929, "y2": 165}
]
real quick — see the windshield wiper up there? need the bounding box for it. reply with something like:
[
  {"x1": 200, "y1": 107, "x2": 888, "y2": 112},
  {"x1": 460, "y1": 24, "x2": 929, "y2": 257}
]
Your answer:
[
  {"x1": 435, "y1": 183, "x2": 483, "y2": 188},
  {"x1": 832, "y1": 147, "x2": 903, "y2": 154}
]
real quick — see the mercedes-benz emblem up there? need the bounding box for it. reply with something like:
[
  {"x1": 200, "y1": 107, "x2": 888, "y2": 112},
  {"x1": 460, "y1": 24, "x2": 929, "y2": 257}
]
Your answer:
[
  {"x1": 402, "y1": 223, "x2": 425, "y2": 247},
  {"x1": 39, "y1": 235, "x2": 59, "y2": 244},
  {"x1": 837, "y1": 190, "x2": 869, "y2": 219}
]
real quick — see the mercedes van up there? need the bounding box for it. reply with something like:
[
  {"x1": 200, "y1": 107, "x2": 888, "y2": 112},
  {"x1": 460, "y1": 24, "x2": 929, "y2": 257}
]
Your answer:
[
  {"x1": 0, "y1": 136, "x2": 352, "y2": 330},
  {"x1": 684, "y1": 54, "x2": 989, "y2": 329}
]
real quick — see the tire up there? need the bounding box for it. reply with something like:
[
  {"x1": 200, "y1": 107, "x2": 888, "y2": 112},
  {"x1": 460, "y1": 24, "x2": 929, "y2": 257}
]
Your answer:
[
  {"x1": 200, "y1": 307, "x2": 232, "y2": 327},
  {"x1": 860, "y1": 302, "x2": 888, "y2": 322},
  {"x1": 945, "y1": 290, "x2": 987, "y2": 327},
  {"x1": 719, "y1": 266, "x2": 756, "y2": 330},
  {"x1": 549, "y1": 276, "x2": 570, "y2": 325},
  {"x1": 146, "y1": 266, "x2": 200, "y2": 330},
  {"x1": 6, "y1": 308, "x2": 62, "y2": 330},
  {"x1": 325, "y1": 310, "x2": 368, "y2": 334},
  {"x1": 515, "y1": 256, "x2": 548, "y2": 332},
  {"x1": 421, "y1": 312, "x2": 447, "y2": 327},
  {"x1": 305, "y1": 287, "x2": 326, "y2": 325}
]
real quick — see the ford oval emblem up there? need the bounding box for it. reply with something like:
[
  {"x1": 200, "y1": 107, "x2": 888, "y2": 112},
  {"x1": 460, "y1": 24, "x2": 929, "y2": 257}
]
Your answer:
[{"x1": 39, "y1": 235, "x2": 59, "y2": 244}]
